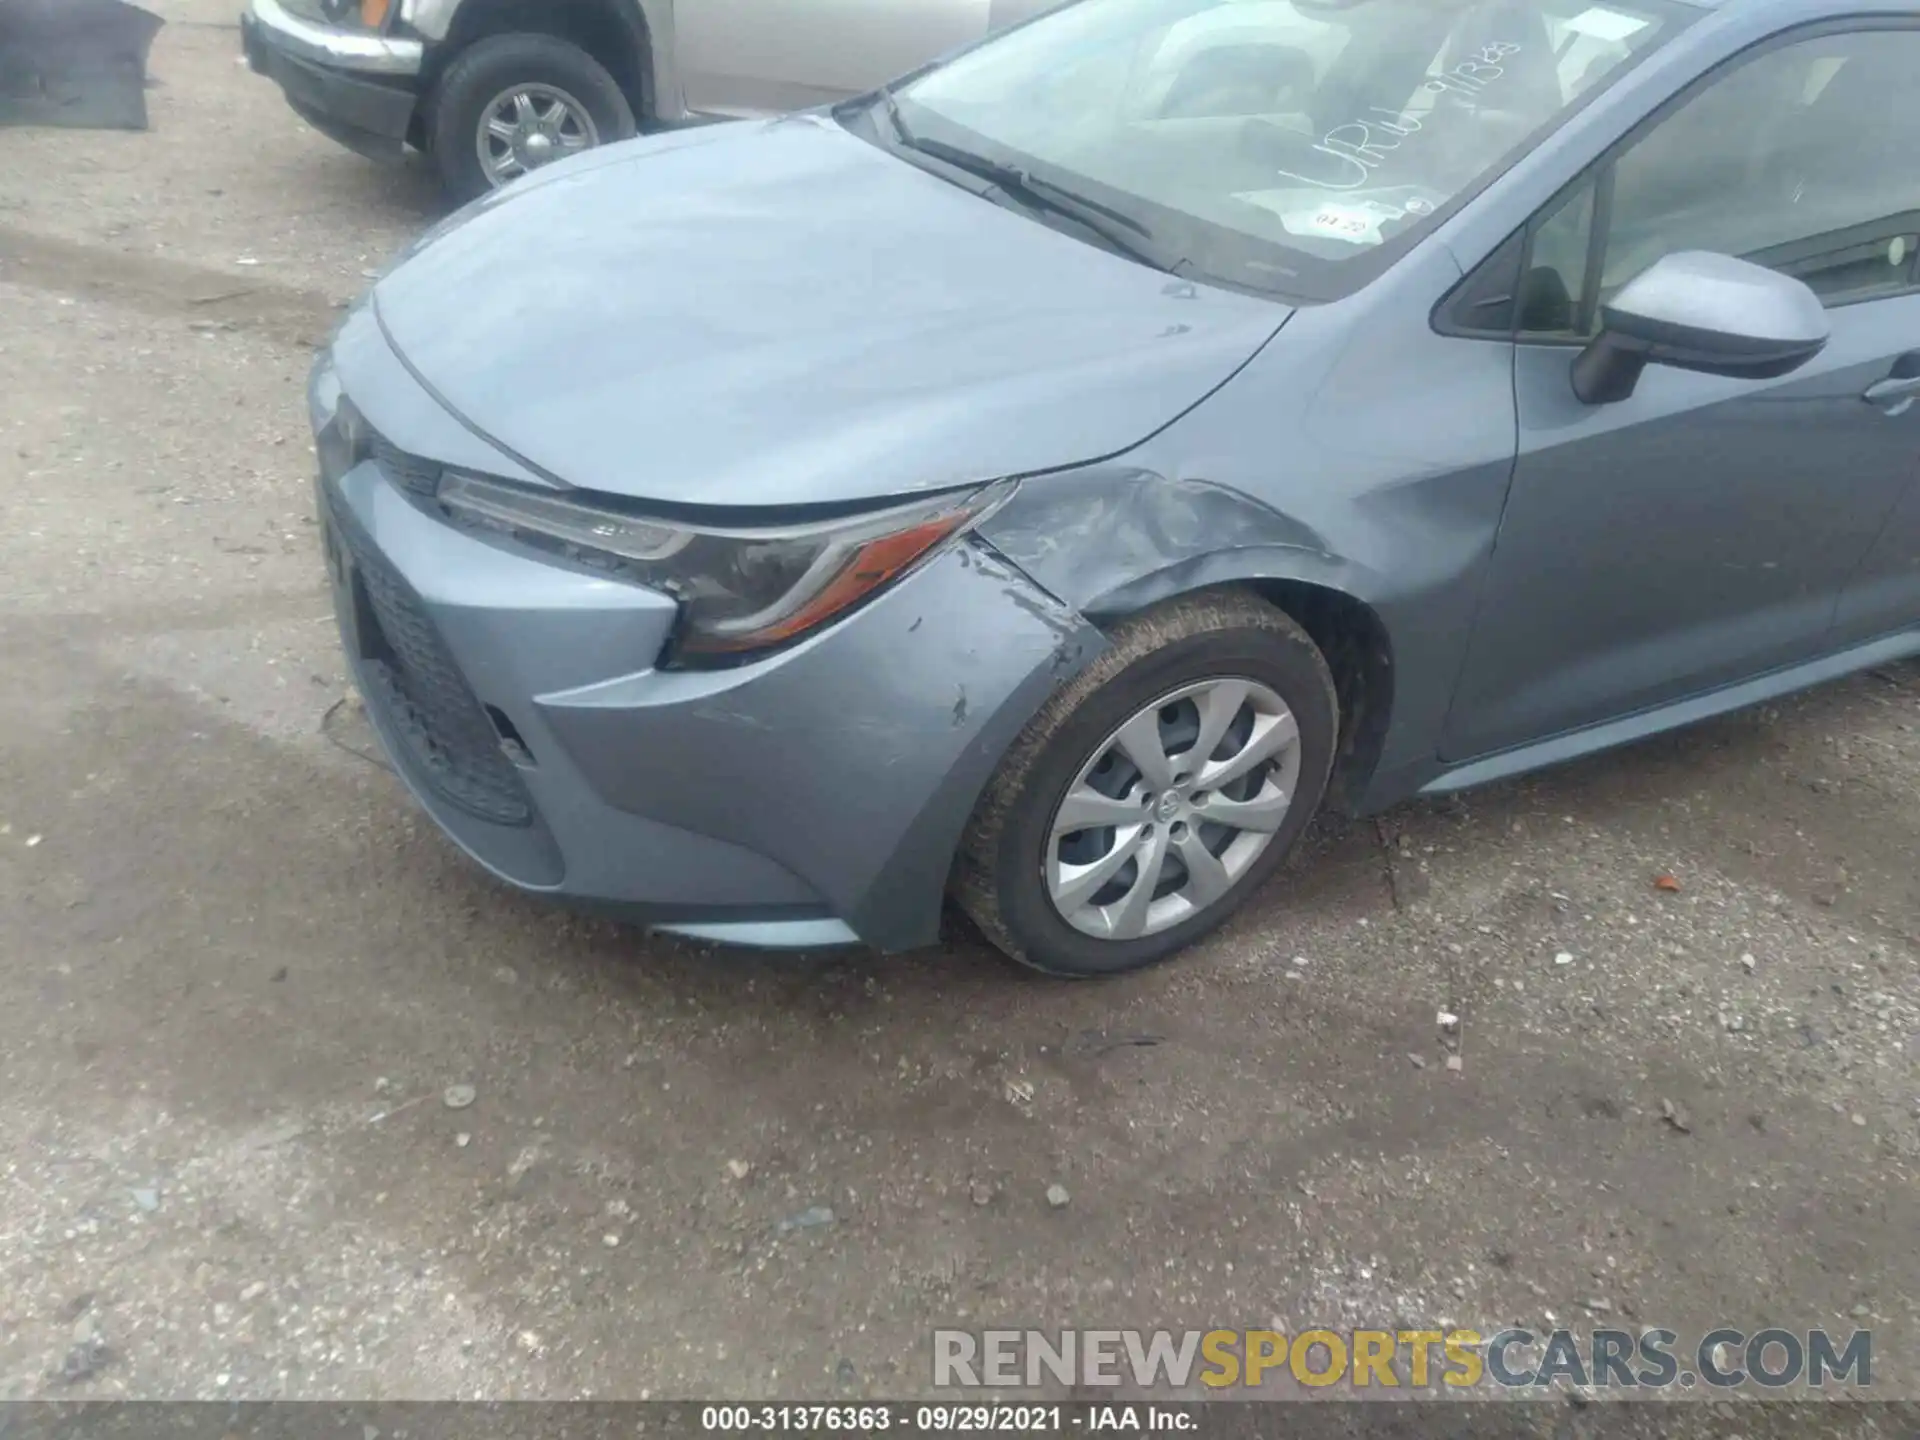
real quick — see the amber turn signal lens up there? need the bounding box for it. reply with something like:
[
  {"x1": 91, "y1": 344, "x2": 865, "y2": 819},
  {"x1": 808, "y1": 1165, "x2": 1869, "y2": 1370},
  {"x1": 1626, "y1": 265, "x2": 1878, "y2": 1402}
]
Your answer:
[{"x1": 360, "y1": 0, "x2": 392, "y2": 28}]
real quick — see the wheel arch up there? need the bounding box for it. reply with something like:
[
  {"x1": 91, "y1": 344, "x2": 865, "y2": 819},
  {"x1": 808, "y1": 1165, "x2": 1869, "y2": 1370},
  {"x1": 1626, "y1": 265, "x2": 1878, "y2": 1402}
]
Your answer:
[
  {"x1": 425, "y1": 0, "x2": 658, "y2": 121},
  {"x1": 849, "y1": 544, "x2": 1395, "y2": 953},
  {"x1": 950, "y1": 583, "x2": 1341, "y2": 974},
  {"x1": 1080, "y1": 566, "x2": 1396, "y2": 817},
  {"x1": 976, "y1": 470, "x2": 1407, "y2": 817}
]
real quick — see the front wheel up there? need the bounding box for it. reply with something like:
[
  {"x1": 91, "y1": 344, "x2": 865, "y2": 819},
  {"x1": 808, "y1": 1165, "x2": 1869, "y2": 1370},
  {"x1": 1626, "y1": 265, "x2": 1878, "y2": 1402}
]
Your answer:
[
  {"x1": 429, "y1": 33, "x2": 637, "y2": 204},
  {"x1": 953, "y1": 591, "x2": 1338, "y2": 978}
]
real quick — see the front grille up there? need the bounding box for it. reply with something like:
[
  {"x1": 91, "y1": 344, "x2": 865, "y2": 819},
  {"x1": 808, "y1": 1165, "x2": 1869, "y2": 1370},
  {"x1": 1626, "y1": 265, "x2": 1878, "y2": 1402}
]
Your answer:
[{"x1": 334, "y1": 508, "x2": 535, "y2": 828}]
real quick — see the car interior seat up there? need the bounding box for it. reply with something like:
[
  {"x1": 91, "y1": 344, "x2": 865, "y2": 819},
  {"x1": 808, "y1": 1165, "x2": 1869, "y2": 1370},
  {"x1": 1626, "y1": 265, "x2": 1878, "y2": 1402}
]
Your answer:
[{"x1": 1159, "y1": 42, "x2": 1318, "y2": 119}]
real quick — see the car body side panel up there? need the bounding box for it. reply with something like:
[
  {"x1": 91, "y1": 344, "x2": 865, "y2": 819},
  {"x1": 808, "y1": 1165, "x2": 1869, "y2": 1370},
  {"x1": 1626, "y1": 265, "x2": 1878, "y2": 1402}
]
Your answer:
[
  {"x1": 405, "y1": 0, "x2": 1052, "y2": 122},
  {"x1": 1425, "y1": 627, "x2": 1920, "y2": 796},
  {"x1": 675, "y1": 0, "x2": 994, "y2": 115},
  {"x1": 1834, "y1": 475, "x2": 1920, "y2": 649},
  {"x1": 1443, "y1": 298, "x2": 1920, "y2": 763},
  {"x1": 676, "y1": 0, "x2": 983, "y2": 115},
  {"x1": 979, "y1": 239, "x2": 1520, "y2": 814},
  {"x1": 1421, "y1": 0, "x2": 1920, "y2": 763},
  {"x1": 533, "y1": 541, "x2": 1108, "y2": 953},
  {"x1": 401, "y1": 0, "x2": 682, "y2": 116},
  {"x1": 642, "y1": 0, "x2": 683, "y2": 116}
]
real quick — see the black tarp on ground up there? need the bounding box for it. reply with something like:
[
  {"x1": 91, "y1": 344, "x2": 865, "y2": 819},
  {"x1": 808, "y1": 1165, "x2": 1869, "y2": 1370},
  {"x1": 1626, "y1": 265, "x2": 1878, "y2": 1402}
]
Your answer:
[{"x1": 0, "y1": 0, "x2": 164, "y2": 130}]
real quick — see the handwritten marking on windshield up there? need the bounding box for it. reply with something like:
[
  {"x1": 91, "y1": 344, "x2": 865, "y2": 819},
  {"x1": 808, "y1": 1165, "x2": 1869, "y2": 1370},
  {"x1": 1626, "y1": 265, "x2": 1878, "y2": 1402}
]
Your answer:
[
  {"x1": 1426, "y1": 40, "x2": 1524, "y2": 97},
  {"x1": 1273, "y1": 42, "x2": 1522, "y2": 192}
]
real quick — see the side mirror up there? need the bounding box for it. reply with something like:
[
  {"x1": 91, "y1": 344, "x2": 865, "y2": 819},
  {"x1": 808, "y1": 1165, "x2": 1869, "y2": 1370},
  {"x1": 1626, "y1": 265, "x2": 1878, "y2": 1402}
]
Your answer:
[{"x1": 1571, "y1": 251, "x2": 1830, "y2": 405}]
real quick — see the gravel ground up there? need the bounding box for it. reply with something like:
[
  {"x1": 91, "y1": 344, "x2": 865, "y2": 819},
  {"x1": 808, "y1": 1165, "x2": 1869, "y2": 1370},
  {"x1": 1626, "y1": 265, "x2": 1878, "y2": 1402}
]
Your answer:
[{"x1": 0, "y1": 4, "x2": 1916, "y2": 1416}]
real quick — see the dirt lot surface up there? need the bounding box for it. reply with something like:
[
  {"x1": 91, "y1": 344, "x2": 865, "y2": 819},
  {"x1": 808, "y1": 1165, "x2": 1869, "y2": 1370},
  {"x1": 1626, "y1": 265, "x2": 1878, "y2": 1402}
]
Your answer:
[{"x1": 1, "y1": 1, "x2": 1917, "y2": 1416}]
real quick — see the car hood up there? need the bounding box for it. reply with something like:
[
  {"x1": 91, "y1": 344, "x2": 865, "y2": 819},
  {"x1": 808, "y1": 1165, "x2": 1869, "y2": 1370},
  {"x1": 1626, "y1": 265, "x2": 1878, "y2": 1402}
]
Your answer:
[{"x1": 371, "y1": 115, "x2": 1292, "y2": 509}]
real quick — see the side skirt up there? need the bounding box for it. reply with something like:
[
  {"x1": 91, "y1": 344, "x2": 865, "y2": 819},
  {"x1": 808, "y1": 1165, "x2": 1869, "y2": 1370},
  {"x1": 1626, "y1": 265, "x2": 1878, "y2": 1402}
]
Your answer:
[{"x1": 1417, "y1": 628, "x2": 1920, "y2": 797}]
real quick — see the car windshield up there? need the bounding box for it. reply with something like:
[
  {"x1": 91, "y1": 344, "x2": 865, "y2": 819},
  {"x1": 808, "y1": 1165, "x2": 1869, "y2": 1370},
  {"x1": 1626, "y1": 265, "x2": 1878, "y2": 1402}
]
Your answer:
[{"x1": 880, "y1": 0, "x2": 1689, "y2": 300}]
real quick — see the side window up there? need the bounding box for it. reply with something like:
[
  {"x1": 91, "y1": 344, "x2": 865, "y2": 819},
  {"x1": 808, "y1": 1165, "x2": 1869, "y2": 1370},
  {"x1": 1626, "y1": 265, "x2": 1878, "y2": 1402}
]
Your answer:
[
  {"x1": 1516, "y1": 180, "x2": 1596, "y2": 335},
  {"x1": 1516, "y1": 27, "x2": 1920, "y2": 340}
]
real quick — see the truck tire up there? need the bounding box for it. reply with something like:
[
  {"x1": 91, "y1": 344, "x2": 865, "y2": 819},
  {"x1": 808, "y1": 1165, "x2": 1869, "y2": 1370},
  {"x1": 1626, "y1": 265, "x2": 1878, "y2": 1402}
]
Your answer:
[{"x1": 430, "y1": 33, "x2": 636, "y2": 204}]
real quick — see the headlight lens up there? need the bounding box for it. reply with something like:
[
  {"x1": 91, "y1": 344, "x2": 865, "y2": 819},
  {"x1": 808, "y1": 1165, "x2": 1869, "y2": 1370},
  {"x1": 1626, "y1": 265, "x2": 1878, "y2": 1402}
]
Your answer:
[{"x1": 437, "y1": 473, "x2": 1017, "y2": 662}]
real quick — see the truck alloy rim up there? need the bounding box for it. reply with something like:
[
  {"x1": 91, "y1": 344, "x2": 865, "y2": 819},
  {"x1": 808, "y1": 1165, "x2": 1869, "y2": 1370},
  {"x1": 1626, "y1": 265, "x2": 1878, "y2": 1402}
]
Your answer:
[
  {"x1": 478, "y1": 84, "x2": 599, "y2": 186},
  {"x1": 1044, "y1": 678, "x2": 1300, "y2": 941}
]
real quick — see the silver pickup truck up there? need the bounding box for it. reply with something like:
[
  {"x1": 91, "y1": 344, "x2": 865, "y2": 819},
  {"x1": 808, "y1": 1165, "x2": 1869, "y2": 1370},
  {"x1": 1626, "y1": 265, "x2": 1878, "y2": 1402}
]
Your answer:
[{"x1": 241, "y1": 0, "x2": 1049, "y2": 201}]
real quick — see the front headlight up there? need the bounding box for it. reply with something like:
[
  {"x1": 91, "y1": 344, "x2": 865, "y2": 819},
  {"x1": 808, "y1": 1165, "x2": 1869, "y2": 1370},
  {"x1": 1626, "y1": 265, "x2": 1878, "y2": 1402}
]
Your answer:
[{"x1": 438, "y1": 473, "x2": 1018, "y2": 663}]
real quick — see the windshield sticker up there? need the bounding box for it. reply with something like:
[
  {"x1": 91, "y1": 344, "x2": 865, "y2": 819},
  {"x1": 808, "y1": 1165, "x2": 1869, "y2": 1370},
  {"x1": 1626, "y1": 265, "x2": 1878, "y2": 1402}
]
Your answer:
[
  {"x1": 1563, "y1": 7, "x2": 1649, "y2": 43},
  {"x1": 1246, "y1": 197, "x2": 1403, "y2": 247},
  {"x1": 1269, "y1": 42, "x2": 1522, "y2": 192},
  {"x1": 1290, "y1": 205, "x2": 1383, "y2": 245}
]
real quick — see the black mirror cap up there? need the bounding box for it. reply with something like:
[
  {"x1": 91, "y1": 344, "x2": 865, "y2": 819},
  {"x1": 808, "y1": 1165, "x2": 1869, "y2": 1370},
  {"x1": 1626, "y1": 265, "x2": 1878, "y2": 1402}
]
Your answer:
[{"x1": 1601, "y1": 307, "x2": 1829, "y2": 380}]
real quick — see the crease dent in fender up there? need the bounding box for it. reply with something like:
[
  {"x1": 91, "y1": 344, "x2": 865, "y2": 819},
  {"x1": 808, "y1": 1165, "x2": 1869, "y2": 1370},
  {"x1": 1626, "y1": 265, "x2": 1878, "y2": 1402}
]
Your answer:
[{"x1": 978, "y1": 469, "x2": 1343, "y2": 618}]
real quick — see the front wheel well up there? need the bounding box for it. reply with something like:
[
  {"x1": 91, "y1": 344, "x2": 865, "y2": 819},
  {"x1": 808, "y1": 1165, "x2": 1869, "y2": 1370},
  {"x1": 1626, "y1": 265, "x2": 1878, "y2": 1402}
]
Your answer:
[
  {"x1": 428, "y1": 0, "x2": 652, "y2": 119},
  {"x1": 1092, "y1": 580, "x2": 1393, "y2": 813},
  {"x1": 1239, "y1": 580, "x2": 1393, "y2": 813}
]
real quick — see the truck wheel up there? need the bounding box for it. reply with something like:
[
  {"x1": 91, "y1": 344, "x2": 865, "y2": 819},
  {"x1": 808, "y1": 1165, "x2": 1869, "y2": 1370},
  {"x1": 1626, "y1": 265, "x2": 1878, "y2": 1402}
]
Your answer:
[{"x1": 430, "y1": 33, "x2": 636, "y2": 203}]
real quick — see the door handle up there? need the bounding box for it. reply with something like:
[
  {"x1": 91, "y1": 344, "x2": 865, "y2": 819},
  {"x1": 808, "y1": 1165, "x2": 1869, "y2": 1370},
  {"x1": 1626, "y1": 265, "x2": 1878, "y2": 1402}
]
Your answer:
[
  {"x1": 1866, "y1": 352, "x2": 1920, "y2": 415},
  {"x1": 1865, "y1": 375, "x2": 1920, "y2": 402},
  {"x1": 1865, "y1": 376, "x2": 1920, "y2": 415}
]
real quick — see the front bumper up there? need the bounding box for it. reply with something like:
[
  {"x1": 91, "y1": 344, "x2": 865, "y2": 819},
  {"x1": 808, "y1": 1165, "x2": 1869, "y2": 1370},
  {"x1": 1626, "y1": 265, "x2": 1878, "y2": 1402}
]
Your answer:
[
  {"x1": 310, "y1": 309, "x2": 1105, "y2": 953},
  {"x1": 242, "y1": 0, "x2": 422, "y2": 158}
]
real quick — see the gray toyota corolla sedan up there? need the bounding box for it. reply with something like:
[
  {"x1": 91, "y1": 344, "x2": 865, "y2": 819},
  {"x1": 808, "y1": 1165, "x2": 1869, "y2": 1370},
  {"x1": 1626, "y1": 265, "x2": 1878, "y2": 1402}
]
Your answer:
[{"x1": 312, "y1": 0, "x2": 1920, "y2": 976}]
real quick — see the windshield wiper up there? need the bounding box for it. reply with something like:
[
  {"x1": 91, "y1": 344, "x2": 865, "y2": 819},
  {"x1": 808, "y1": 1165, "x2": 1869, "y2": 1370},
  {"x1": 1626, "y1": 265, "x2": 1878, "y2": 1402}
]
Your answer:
[
  {"x1": 872, "y1": 103, "x2": 1181, "y2": 275},
  {"x1": 874, "y1": 85, "x2": 917, "y2": 147}
]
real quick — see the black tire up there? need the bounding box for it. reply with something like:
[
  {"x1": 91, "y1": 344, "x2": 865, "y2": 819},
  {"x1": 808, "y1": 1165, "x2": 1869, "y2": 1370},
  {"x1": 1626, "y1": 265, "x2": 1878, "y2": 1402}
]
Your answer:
[
  {"x1": 429, "y1": 33, "x2": 637, "y2": 205},
  {"x1": 953, "y1": 590, "x2": 1338, "y2": 978}
]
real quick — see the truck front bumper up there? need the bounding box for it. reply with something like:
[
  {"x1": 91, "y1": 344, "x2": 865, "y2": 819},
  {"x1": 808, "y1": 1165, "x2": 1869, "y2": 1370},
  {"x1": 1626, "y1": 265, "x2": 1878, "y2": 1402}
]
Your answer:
[{"x1": 242, "y1": 0, "x2": 423, "y2": 158}]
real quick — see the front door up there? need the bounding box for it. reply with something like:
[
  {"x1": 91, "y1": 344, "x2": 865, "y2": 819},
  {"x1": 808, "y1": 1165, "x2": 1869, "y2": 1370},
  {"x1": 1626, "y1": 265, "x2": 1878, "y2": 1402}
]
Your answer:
[{"x1": 1442, "y1": 23, "x2": 1920, "y2": 762}]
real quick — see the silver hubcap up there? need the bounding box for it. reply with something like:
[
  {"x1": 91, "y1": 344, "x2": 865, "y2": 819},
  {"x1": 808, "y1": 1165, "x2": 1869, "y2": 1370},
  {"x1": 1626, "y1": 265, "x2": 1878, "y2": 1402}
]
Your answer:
[
  {"x1": 478, "y1": 84, "x2": 598, "y2": 186},
  {"x1": 1044, "y1": 678, "x2": 1301, "y2": 942}
]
